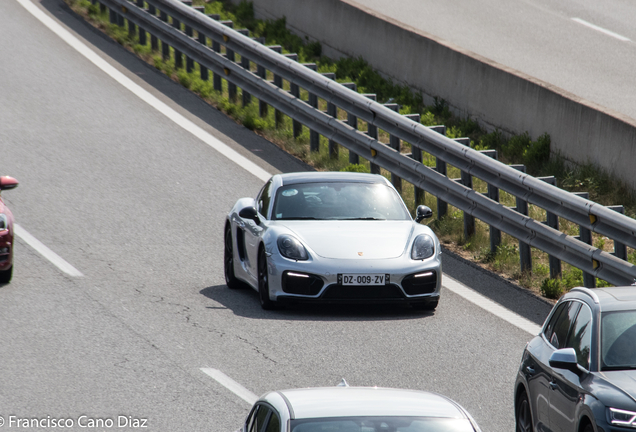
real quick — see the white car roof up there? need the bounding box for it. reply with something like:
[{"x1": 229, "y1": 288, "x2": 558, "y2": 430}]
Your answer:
[{"x1": 265, "y1": 387, "x2": 467, "y2": 420}]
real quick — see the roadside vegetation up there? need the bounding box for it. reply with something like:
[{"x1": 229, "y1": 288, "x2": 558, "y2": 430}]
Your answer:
[{"x1": 65, "y1": 0, "x2": 636, "y2": 300}]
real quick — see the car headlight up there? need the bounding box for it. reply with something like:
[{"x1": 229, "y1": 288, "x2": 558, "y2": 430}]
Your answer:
[
  {"x1": 0, "y1": 214, "x2": 7, "y2": 231},
  {"x1": 609, "y1": 408, "x2": 636, "y2": 428},
  {"x1": 277, "y1": 235, "x2": 308, "y2": 261},
  {"x1": 411, "y1": 234, "x2": 435, "y2": 260}
]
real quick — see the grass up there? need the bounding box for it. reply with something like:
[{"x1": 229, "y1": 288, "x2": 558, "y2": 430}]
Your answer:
[{"x1": 65, "y1": 0, "x2": 636, "y2": 299}]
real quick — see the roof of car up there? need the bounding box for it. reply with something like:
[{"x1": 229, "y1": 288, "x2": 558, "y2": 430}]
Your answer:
[
  {"x1": 269, "y1": 386, "x2": 467, "y2": 420},
  {"x1": 595, "y1": 286, "x2": 636, "y2": 312},
  {"x1": 567, "y1": 286, "x2": 636, "y2": 312},
  {"x1": 277, "y1": 171, "x2": 391, "y2": 186}
]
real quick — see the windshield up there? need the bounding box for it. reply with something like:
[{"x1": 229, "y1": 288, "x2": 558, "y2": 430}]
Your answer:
[
  {"x1": 290, "y1": 417, "x2": 474, "y2": 432},
  {"x1": 601, "y1": 310, "x2": 636, "y2": 370},
  {"x1": 272, "y1": 182, "x2": 410, "y2": 221}
]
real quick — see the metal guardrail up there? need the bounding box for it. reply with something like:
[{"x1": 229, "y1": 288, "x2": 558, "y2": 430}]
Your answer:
[{"x1": 98, "y1": 0, "x2": 636, "y2": 286}]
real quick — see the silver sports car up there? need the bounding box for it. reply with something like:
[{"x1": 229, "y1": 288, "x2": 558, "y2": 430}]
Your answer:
[
  {"x1": 235, "y1": 381, "x2": 482, "y2": 432},
  {"x1": 224, "y1": 172, "x2": 442, "y2": 310}
]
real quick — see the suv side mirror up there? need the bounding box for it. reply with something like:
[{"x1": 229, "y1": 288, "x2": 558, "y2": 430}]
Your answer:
[
  {"x1": 238, "y1": 206, "x2": 260, "y2": 225},
  {"x1": 415, "y1": 205, "x2": 433, "y2": 223},
  {"x1": 0, "y1": 176, "x2": 19, "y2": 191},
  {"x1": 549, "y1": 348, "x2": 579, "y2": 373}
]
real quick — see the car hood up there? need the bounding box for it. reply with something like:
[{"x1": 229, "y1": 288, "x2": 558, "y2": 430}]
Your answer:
[
  {"x1": 600, "y1": 370, "x2": 636, "y2": 402},
  {"x1": 279, "y1": 221, "x2": 414, "y2": 259}
]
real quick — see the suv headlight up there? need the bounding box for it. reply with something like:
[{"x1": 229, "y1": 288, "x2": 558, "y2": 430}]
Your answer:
[
  {"x1": 609, "y1": 408, "x2": 636, "y2": 428},
  {"x1": 0, "y1": 214, "x2": 7, "y2": 231},
  {"x1": 277, "y1": 235, "x2": 308, "y2": 261},
  {"x1": 411, "y1": 234, "x2": 435, "y2": 260}
]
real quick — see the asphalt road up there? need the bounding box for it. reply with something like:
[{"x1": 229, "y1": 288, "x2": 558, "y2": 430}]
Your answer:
[
  {"x1": 0, "y1": 0, "x2": 553, "y2": 431},
  {"x1": 356, "y1": 0, "x2": 636, "y2": 121}
]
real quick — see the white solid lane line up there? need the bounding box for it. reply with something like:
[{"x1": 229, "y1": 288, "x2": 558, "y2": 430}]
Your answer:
[
  {"x1": 14, "y1": 224, "x2": 84, "y2": 278},
  {"x1": 17, "y1": 0, "x2": 544, "y2": 336},
  {"x1": 201, "y1": 368, "x2": 259, "y2": 405},
  {"x1": 15, "y1": 0, "x2": 272, "y2": 183},
  {"x1": 572, "y1": 18, "x2": 630, "y2": 42},
  {"x1": 443, "y1": 276, "x2": 541, "y2": 336}
]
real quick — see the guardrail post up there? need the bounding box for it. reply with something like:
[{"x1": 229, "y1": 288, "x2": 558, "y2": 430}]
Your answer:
[
  {"x1": 172, "y1": 17, "x2": 183, "y2": 69},
  {"x1": 481, "y1": 150, "x2": 500, "y2": 253},
  {"x1": 273, "y1": 53, "x2": 297, "y2": 128},
  {"x1": 184, "y1": 22, "x2": 194, "y2": 73},
  {"x1": 109, "y1": 8, "x2": 117, "y2": 24},
  {"x1": 511, "y1": 165, "x2": 532, "y2": 273},
  {"x1": 160, "y1": 11, "x2": 170, "y2": 60},
  {"x1": 222, "y1": 22, "x2": 236, "y2": 101},
  {"x1": 317, "y1": 73, "x2": 338, "y2": 158},
  {"x1": 239, "y1": 37, "x2": 253, "y2": 107},
  {"x1": 147, "y1": 5, "x2": 158, "y2": 51},
  {"x1": 455, "y1": 138, "x2": 474, "y2": 238},
  {"x1": 384, "y1": 103, "x2": 402, "y2": 192},
  {"x1": 608, "y1": 205, "x2": 628, "y2": 261},
  {"x1": 574, "y1": 192, "x2": 595, "y2": 288},
  {"x1": 403, "y1": 114, "x2": 422, "y2": 204},
  {"x1": 100, "y1": 2, "x2": 106, "y2": 14},
  {"x1": 428, "y1": 126, "x2": 447, "y2": 219},
  {"x1": 539, "y1": 176, "x2": 561, "y2": 279},
  {"x1": 341, "y1": 83, "x2": 359, "y2": 164},
  {"x1": 136, "y1": 0, "x2": 147, "y2": 46},
  {"x1": 304, "y1": 63, "x2": 319, "y2": 151},
  {"x1": 193, "y1": 7, "x2": 207, "y2": 80},
  {"x1": 208, "y1": 15, "x2": 222, "y2": 92},
  {"x1": 128, "y1": 12, "x2": 136, "y2": 39},
  {"x1": 363, "y1": 94, "x2": 380, "y2": 174},
  {"x1": 290, "y1": 77, "x2": 301, "y2": 137}
]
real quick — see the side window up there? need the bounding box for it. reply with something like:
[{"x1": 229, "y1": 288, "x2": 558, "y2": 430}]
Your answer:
[
  {"x1": 544, "y1": 303, "x2": 567, "y2": 344},
  {"x1": 257, "y1": 181, "x2": 273, "y2": 218},
  {"x1": 549, "y1": 301, "x2": 581, "y2": 349},
  {"x1": 566, "y1": 304, "x2": 593, "y2": 370},
  {"x1": 249, "y1": 405, "x2": 269, "y2": 432},
  {"x1": 265, "y1": 411, "x2": 280, "y2": 432}
]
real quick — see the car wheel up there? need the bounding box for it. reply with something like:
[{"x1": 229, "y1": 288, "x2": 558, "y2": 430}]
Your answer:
[
  {"x1": 516, "y1": 392, "x2": 533, "y2": 432},
  {"x1": 258, "y1": 248, "x2": 276, "y2": 310},
  {"x1": 224, "y1": 227, "x2": 241, "y2": 289},
  {"x1": 412, "y1": 300, "x2": 438, "y2": 311},
  {"x1": 582, "y1": 423, "x2": 594, "y2": 432},
  {"x1": 0, "y1": 265, "x2": 13, "y2": 284}
]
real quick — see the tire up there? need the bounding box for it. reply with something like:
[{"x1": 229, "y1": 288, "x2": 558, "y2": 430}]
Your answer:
[
  {"x1": 258, "y1": 248, "x2": 277, "y2": 310},
  {"x1": 0, "y1": 265, "x2": 12, "y2": 284},
  {"x1": 224, "y1": 227, "x2": 241, "y2": 289},
  {"x1": 412, "y1": 300, "x2": 438, "y2": 311},
  {"x1": 582, "y1": 422, "x2": 594, "y2": 432},
  {"x1": 516, "y1": 392, "x2": 533, "y2": 432}
]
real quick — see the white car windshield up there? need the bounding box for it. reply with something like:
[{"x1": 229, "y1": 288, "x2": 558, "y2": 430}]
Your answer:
[
  {"x1": 272, "y1": 182, "x2": 410, "y2": 221},
  {"x1": 290, "y1": 417, "x2": 474, "y2": 432}
]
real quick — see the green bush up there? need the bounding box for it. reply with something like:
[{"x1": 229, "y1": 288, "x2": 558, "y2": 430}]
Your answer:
[
  {"x1": 341, "y1": 164, "x2": 370, "y2": 173},
  {"x1": 540, "y1": 278, "x2": 563, "y2": 299}
]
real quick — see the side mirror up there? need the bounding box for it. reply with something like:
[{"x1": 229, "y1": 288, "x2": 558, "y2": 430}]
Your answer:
[
  {"x1": 238, "y1": 206, "x2": 260, "y2": 225},
  {"x1": 415, "y1": 205, "x2": 433, "y2": 223},
  {"x1": 549, "y1": 348, "x2": 579, "y2": 373},
  {"x1": 0, "y1": 176, "x2": 19, "y2": 191}
]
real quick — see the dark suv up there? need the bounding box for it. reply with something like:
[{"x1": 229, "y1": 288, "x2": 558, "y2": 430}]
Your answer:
[{"x1": 515, "y1": 286, "x2": 636, "y2": 432}]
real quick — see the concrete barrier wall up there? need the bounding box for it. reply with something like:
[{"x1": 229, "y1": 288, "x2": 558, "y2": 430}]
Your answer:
[{"x1": 234, "y1": 0, "x2": 636, "y2": 192}]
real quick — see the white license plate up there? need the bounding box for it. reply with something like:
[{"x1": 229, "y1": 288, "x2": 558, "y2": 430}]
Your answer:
[{"x1": 340, "y1": 274, "x2": 386, "y2": 285}]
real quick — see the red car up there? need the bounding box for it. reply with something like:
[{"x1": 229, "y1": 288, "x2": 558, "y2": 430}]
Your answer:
[{"x1": 0, "y1": 176, "x2": 19, "y2": 283}]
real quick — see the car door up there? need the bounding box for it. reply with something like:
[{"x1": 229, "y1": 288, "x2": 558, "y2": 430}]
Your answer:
[
  {"x1": 243, "y1": 181, "x2": 272, "y2": 283},
  {"x1": 526, "y1": 302, "x2": 570, "y2": 432},
  {"x1": 549, "y1": 302, "x2": 593, "y2": 432}
]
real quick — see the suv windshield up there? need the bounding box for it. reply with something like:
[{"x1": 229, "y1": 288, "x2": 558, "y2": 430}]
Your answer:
[
  {"x1": 272, "y1": 182, "x2": 410, "y2": 221},
  {"x1": 290, "y1": 417, "x2": 474, "y2": 432},
  {"x1": 601, "y1": 310, "x2": 636, "y2": 370}
]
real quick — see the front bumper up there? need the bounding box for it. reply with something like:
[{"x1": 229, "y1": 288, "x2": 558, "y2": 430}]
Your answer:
[
  {"x1": 266, "y1": 251, "x2": 442, "y2": 305},
  {"x1": 0, "y1": 230, "x2": 12, "y2": 271}
]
